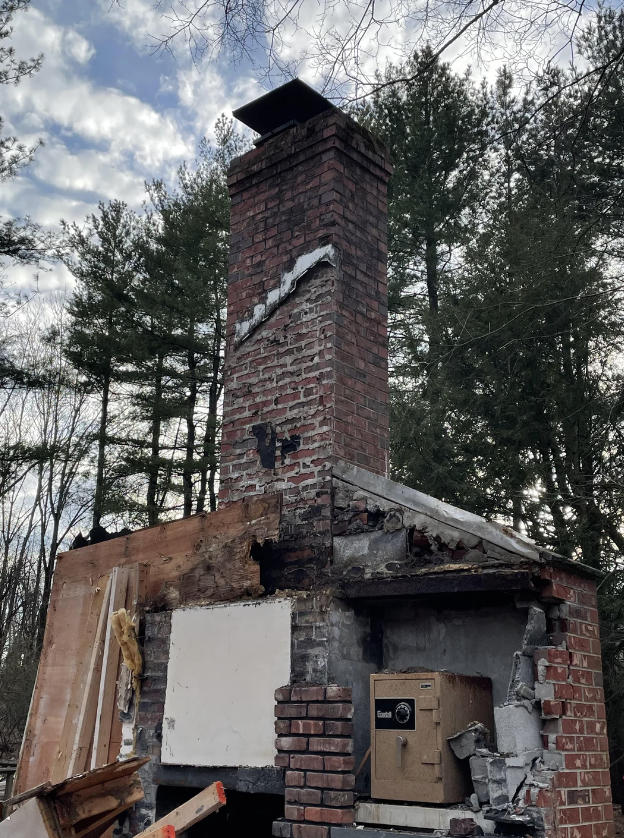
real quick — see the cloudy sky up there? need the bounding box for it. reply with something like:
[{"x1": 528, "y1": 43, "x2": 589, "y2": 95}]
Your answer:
[
  {"x1": 1, "y1": 0, "x2": 271, "y2": 294},
  {"x1": 1, "y1": 0, "x2": 586, "y2": 298}
]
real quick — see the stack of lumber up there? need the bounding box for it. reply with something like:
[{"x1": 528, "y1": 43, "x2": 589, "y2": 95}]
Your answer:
[
  {"x1": 51, "y1": 564, "x2": 148, "y2": 783},
  {"x1": 0, "y1": 756, "x2": 148, "y2": 838}
]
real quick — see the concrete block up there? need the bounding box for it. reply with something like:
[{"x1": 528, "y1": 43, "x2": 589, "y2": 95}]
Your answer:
[
  {"x1": 355, "y1": 802, "x2": 495, "y2": 834},
  {"x1": 469, "y1": 756, "x2": 489, "y2": 804},
  {"x1": 505, "y1": 765, "x2": 527, "y2": 801},
  {"x1": 534, "y1": 682, "x2": 554, "y2": 700},
  {"x1": 332, "y1": 530, "x2": 407, "y2": 570},
  {"x1": 494, "y1": 703, "x2": 542, "y2": 755},
  {"x1": 542, "y1": 750, "x2": 565, "y2": 770},
  {"x1": 522, "y1": 606, "x2": 548, "y2": 654},
  {"x1": 448, "y1": 723, "x2": 489, "y2": 759},
  {"x1": 507, "y1": 651, "x2": 535, "y2": 701}
]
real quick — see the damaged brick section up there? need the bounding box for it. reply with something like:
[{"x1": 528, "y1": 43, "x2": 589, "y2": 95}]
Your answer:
[
  {"x1": 273, "y1": 685, "x2": 356, "y2": 838},
  {"x1": 130, "y1": 611, "x2": 171, "y2": 833},
  {"x1": 219, "y1": 109, "x2": 392, "y2": 591},
  {"x1": 529, "y1": 567, "x2": 613, "y2": 838}
]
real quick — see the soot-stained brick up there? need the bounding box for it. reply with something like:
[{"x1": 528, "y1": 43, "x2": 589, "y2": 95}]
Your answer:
[
  {"x1": 280, "y1": 434, "x2": 301, "y2": 463},
  {"x1": 253, "y1": 422, "x2": 277, "y2": 469}
]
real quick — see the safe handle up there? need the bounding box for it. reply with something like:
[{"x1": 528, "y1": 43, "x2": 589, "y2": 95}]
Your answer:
[{"x1": 396, "y1": 735, "x2": 407, "y2": 768}]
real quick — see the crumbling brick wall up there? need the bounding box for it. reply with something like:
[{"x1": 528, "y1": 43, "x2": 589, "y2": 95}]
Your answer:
[
  {"x1": 130, "y1": 611, "x2": 171, "y2": 834},
  {"x1": 531, "y1": 567, "x2": 613, "y2": 838},
  {"x1": 273, "y1": 685, "x2": 356, "y2": 838},
  {"x1": 220, "y1": 111, "x2": 392, "y2": 590}
]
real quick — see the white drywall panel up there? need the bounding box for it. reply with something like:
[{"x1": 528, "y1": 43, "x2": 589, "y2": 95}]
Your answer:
[
  {"x1": 0, "y1": 798, "x2": 56, "y2": 838},
  {"x1": 162, "y1": 598, "x2": 291, "y2": 767}
]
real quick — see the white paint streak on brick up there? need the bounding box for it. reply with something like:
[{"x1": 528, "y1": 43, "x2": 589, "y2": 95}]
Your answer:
[{"x1": 234, "y1": 244, "x2": 339, "y2": 346}]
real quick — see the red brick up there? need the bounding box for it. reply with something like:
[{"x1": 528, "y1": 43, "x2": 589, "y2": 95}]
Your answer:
[
  {"x1": 573, "y1": 703, "x2": 597, "y2": 719},
  {"x1": 309, "y1": 738, "x2": 353, "y2": 754},
  {"x1": 562, "y1": 826, "x2": 593, "y2": 838},
  {"x1": 291, "y1": 720, "x2": 324, "y2": 735},
  {"x1": 276, "y1": 705, "x2": 308, "y2": 719},
  {"x1": 571, "y1": 669, "x2": 594, "y2": 686},
  {"x1": 276, "y1": 687, "x2": 292, "y2": 702},
  {"x1": 325, "y1": 686, "x2": 352, "y2": 701},
  {"x1": 576, "y1": 736, "x2": 599, "y2": 752},
  {"x1": 568, "y1": 634, "x2": 593, "y2": 652},
  {"x1": 546, "y1": 665, "x2": 569, "y2": 682},
  {"x1": 325, "y1": 721, "x2": 354, "y2": 736},
  {"x1": 286, "y1": 789, "x2": 323, "y2": 805},
  {"x1": 602, "y1": 804, "x2": 614, "y2": 821},
  {"x1": 568, "y1": 790, "x2": 591, "y2": 805},
  {"x1": 292, "y1": 825, "x2": 329, "y2": 838},
  {"x1": 543, "y1": 582, "x2": 577, "y2": 602},
  {"x1": 276, "y1": 721, "x2": 292, "y2": 735},
  {"x1": 578, "y1": 591, "x2": 598, "y2": 607},
  {"x1": 304, "y1": 807, "x2": 354, "y2": 824},
  {"x1": 306, "y1": 772, "x2": 355, "y2": 790},
  {"x1": 593, "y1": 823, "x2": 615, "y2": 838},
  {"x1": 291, "y1": 686, "x2": 326, "y2": 702},
  {"x1": 559, "y1": 808, "x2": 581, "y2": 825},
  {"x1": 323, "y1": 756, "x2": 355, "y2": 771},
  {"x1": 285, "y1": 805, "x2": 305, "y2": 821},
  {"x1": 277, "y1": 737, "x2": 308, "y2": 752},
  {"x1": 555, "y1": 772, "x2": 579, "y2": 788},
  {"x1": 290, "y1": 754, "x2": 325, "y2": 771},
  {"x1": 275, "y1": 753, "x2": 290, "y2": 767},
  {"x1": 591, "y1": 788, "x2": 612, "y2": 804},
  {"x1": 285, "y1": 771, "x2": 305, "y2": 787},
  {"x1": 536, "y1": 648, "x2": 571, "y2": 665},
  {"x1": 579, "y1": 771, "x2": 604, "y2": 787},
  {"x1": 308, "y1": 704, "x2": 354, "y2": 720},
  {"x1": 567, "y1": 753, "x2": 589, "y2": 769},
  {"x1": 322, "y1": 791, "x2": 354, "y2": 807},
  {"x1": 556, "y1": 683, "x2": 576, "y2": 700},
  {"x1": 543, "y1": 700, "x2": 564, "y2": 717},
  {"x1": 580, "y1": 806, "x2": 603, "y2": 823},
  {"x1": 562, "y1": 718, "x2": 584, "y2": 735}
]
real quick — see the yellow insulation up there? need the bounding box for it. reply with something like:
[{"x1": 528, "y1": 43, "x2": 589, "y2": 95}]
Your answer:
[{"x1": 111, "y1": 608, "x2": 142, "y2": 690}]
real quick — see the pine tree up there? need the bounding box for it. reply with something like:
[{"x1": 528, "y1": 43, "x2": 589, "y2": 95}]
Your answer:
[{"x1": 62, "y1": 201, "x2": 140, "y2": 529}]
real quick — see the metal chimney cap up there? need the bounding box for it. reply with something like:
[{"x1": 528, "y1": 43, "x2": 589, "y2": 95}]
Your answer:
[{"x1": 232, "y1": 78, "x2": 335, "y2": 141}]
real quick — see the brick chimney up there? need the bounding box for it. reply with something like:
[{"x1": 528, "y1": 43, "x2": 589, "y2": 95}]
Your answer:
[{"x1": 220, "y1": 81, "x2": 392, "y2": 588}]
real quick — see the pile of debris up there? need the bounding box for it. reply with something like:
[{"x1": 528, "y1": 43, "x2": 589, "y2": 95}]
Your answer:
[
  {"x1": 448, "y1": 605, "x2": 554, "y2": 832},
  {"x1": 0, "y1": 756, "x2": 226, "y2": 838}
]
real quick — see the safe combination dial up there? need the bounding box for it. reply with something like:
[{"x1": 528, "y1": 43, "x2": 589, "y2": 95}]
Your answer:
[{"x1": 394, "y1": 701, "x2": 412, "y2": 725}]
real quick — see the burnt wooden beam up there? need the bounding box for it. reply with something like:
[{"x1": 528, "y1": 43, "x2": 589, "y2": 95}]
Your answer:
[
  {"x1": 340, "y1": 570, "x2": 536, "y2": 600},
  {"x1": 152, "y1": 765, "x2": 285, "y2": 796}
]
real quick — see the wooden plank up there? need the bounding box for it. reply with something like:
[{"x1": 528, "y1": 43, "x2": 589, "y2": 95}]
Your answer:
[
  {"x1": 341, "y1": 570, "x2": 535, "y2": 600},
  {"x1": 71, "y1": 802, "x2": 137, "y2": 838},
  {"x1": 50, "y1": 757, "x2": 149, "y2": 799},
  {"x1": 139, "y1": 782, "x2": 225, "y2": 836},
  {"x1": 51, "y1": 576, "x2": 111, "y2": 784},
  {"x1": 137, "y1": 828, "x2": 174, "y2": 838},
  {"x1": 16, "y1": 495, "x2": 281, "y2": 793},
  {"x1": 67, "y1": 576, "x2": 112, "y2": 777},
  {"x1": 54, "y1": 775, "x2": 143, "y2": 829},
  {"x1": 92, "y1": 567, "x2": 130, "y2": 769},
  {"x1": 0, "y1": 797, "x2": 59, "y2": 838}
]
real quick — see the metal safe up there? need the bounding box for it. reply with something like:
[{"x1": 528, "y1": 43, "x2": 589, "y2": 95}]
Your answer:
[{"x1": 370, "y1": 672, "x2": 494, "y2": 804}]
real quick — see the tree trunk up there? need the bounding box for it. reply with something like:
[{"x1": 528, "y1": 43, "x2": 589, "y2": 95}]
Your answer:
[
  {"x1": 92, "y1": 368, "x2": 110, "y2": 529},
  {"x1": 183, "y1": 318, "x2": 198, "y2": 517},
  {"x1": 146, "y1": 352, "x2": 164, "y2": 527}
]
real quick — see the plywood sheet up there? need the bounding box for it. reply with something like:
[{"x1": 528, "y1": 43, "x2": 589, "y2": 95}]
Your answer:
[
  {"x1": 0, "y1": 797, "x2": 57, "y2": 838},
  {"x1": 15, "y1": 496, "x2": 281, "y2": 793},
  {"x1": 161, "y1": 599, "x2": 291, "y2": 768}
]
